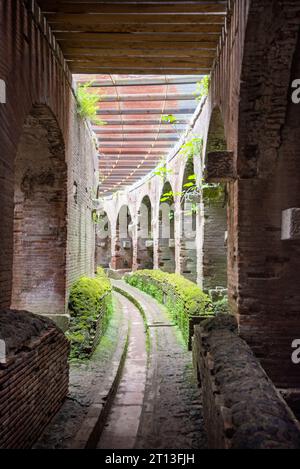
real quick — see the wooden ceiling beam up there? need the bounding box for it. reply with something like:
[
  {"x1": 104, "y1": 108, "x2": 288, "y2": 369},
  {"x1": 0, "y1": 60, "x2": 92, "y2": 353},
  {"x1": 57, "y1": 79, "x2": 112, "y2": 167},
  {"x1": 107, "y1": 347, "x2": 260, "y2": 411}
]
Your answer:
[
  {"x1": 49, "y1": 23, "x2": 223, "y2": 34},
  {"x1": 54, "y1": 32, "x2": 220, "y2": 42},
  {"x1": 64, "y1": 49, "x2": 216, "y2": 59},
  {"x1": 38, "y1": 2, "x2": 227, "y2": 14},
  {"x1": 46, "y1": 13, "x2": 225, "y2": 25}
]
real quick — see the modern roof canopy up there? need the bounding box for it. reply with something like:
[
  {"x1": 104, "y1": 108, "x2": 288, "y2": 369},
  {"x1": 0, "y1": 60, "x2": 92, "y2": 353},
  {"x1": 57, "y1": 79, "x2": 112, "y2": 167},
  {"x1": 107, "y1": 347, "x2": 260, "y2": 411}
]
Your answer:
[
  {"x1": 35, "y1": 1, "x2": 229, "y2": 194},
  {"x1": 74, "y1": 73, "x2": 203, "y2": 194}
]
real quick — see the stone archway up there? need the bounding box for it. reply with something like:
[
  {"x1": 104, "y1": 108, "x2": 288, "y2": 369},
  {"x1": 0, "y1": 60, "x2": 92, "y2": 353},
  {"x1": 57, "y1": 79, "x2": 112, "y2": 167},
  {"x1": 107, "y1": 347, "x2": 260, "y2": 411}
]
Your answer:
[
  {"x1": 158, "y1": 181, "x2": 176, "y2": 273},
  {"x1": 137, "y1": 195, "x2": 154, "y2": 270},
  {"x1": 11, "y1": 105, "x2": 67, "y2": 319},
  {"x1": 113, "y1": 205, "x2": 133, "y2": 270}
]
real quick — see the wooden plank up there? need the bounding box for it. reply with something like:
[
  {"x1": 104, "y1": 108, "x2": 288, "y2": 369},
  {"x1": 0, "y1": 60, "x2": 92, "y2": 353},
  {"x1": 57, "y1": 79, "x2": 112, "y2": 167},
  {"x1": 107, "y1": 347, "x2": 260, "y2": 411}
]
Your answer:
[
  {"x1": 39, "y1": 2, "x2": 227, "y2": 14},
  {"x1": 49, "y1": 22, "x2": 223, "y2": 34},
  {"x1": 63, "y1": 48, "x2": 216, "y2": 58},
  {"x1": 56, "y1": 41, "x2": 217, "y2": 51},
  {"x1": 54, "y1": 32, "x2": 220, "y2": 42},
  {"x1": 67, "y1": 56, "x2": 213, "y2": 66},
  {"x1": 46, "y1": 13, "x2": 225, "y2": 24}
]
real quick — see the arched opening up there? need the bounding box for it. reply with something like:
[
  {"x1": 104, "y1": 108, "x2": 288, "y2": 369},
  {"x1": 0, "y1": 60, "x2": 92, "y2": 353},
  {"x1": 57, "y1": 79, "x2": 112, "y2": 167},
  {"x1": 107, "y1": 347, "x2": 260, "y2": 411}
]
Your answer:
[
  {"x1": 203, "y1": 107, "x2": 228, "y2": 293},
  {"x1": 137, "y1": 195, "x2": 153, "y2": 270},
  {"x1": 180, "y1": 158, "x2": 198, "y2": 283},
  {"x1": 96, "y1": 211, "x2": 111, "y2": 269},
  {"x1": 114, "y1": 205, "x2": 133, "y2": 270},
  {"x1": 158, "y1": 181, "x2": 175, "y2": 273},
  {"x1": 11, "y1": 105, "x2": 67, "y2": 317}
]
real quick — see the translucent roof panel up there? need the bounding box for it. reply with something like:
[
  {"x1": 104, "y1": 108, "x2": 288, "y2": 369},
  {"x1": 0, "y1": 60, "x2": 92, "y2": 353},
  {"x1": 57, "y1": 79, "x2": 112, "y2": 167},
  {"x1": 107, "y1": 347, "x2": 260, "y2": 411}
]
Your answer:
[{"x1": 74, "y1": 74, "x2": 204, "y2": 194}]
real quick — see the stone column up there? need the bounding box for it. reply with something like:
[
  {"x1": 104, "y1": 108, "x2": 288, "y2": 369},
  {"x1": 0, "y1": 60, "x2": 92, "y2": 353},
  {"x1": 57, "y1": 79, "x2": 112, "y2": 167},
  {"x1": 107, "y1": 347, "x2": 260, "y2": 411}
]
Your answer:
[{"x1": 174, "y1": 197, "x2": 182, "y2": 275}]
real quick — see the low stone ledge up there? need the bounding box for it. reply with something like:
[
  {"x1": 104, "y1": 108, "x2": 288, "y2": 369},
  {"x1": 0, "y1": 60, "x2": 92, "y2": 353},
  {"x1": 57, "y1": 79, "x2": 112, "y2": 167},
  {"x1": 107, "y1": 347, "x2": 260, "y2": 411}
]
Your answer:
[
  {"x1": 193, "y1": 315, "x2": 300, "y2": 449},
  {"x1": 0, "y1": 309, "x2": 69, "y2": 448}
]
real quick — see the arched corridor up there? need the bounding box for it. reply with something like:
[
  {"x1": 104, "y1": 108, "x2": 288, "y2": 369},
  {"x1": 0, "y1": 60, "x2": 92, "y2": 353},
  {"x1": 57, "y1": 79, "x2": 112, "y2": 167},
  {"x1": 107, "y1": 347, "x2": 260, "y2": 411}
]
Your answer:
[{"x1": 1, "y1": 0, "x2": 300, "y2": 452}]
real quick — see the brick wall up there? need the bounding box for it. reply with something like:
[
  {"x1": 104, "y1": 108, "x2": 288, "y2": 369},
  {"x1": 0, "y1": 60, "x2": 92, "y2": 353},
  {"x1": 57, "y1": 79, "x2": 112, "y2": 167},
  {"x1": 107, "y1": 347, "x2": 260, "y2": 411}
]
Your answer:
[
  {"x1": 0, "y1": 309, "x2": 69, "y2": 448},
  {"x1": 0, "y1": 1, "x2": 96, "y2": 315},
  {"x1": 193, "y1": 315, "x2": 300, "y2": 449},
  {"x1": 237, "y1": 1, "x2": 300, "y2": 387}
]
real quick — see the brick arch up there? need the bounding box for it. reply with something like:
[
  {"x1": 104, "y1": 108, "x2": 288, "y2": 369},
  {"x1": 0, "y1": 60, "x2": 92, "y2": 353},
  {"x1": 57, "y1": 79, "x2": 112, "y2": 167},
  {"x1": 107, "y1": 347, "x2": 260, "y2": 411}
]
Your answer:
[{"x1": 11, "y1": 104, "x2": 67, "y2": 317}]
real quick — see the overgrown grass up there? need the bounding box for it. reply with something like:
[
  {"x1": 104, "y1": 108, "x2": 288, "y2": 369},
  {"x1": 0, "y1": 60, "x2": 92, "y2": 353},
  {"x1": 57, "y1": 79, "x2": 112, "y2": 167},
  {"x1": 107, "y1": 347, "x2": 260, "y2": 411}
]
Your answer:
[{"x1": 125, "y1": 270, "x2": 213, "y2": 346}]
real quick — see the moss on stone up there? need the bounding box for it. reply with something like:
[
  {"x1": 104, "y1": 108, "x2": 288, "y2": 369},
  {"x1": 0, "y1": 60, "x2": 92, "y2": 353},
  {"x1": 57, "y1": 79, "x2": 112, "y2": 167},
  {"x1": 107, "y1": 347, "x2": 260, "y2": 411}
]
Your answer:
[{"x1": 67, "y1": 268, "x2": 112, "y2": 360}]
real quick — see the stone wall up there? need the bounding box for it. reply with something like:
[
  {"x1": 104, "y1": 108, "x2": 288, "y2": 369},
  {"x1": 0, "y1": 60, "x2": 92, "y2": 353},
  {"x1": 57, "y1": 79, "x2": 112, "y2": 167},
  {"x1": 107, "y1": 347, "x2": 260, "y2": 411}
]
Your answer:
[
  {"x1": 0, "y1": 309, "x2": 69, "y2": 448},
  {"x1": 203, "y1": 198, "x2": 227, "y2": 291},
  {"x1": 193, "y1": 315, "x2": 300, "y2": 449}
]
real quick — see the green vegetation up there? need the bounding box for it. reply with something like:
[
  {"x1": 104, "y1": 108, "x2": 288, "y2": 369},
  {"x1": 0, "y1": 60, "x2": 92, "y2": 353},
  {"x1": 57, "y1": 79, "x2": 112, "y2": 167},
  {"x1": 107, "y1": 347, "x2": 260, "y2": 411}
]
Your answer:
[
  {"x1": 76, "y1": 81, "x2": 106, "y2": 126},
  {"x1": 194, "y1": 75, "x2": 211, "y2": 101},
  {"x1": 66, "y1": 267, "x2": 113, "y2": 360},
  {"x1": 210, "y1": 295, "x2": 229, "y2": 315},
  {"x1": 125, "y1": 270, "x2": 213, "y2": 346},
  {"x1": 179, "y1": 137, "x2": 203, "y2": 160}
]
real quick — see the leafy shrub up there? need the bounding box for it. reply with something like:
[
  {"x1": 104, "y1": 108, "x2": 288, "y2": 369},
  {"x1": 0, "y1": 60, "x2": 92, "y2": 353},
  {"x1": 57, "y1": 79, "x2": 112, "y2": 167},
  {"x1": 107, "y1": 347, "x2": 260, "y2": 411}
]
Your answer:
[
  {"x1": 67, "y1": 268, "x2": 112, "y2": 360},
  {"x1": 125, "y1": 270, "x2": 213, "y2": 345}
]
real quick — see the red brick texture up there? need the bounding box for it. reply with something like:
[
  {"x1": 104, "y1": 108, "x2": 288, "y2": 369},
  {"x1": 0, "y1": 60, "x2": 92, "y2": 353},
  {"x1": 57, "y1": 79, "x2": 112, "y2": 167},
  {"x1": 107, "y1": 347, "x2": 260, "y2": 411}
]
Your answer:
[
  {"x1": 236, "y1": 1, "x2": 300, "y2": 387},
  {"x1": 0, "y1": 309, "x2": 69, "y2": 449},
  {"x1": 0, "y1": 0, "x2": 96, "y2": 312}
]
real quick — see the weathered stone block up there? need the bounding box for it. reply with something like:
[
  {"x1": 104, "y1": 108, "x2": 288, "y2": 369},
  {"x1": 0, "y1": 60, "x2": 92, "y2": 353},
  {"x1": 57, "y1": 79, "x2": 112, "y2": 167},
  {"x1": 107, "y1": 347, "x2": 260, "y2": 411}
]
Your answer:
[
  {"x1": 206, "y1": 151, "x2": 236, "y2": 182},
  {"x1": 281, "y1": 208, "x2": 300, "y2": 240},
  {"x1": 168, "y1": 238, "x2": 175, "y2": 248},
  {"x1": 145, "y1": 239, "x2": 154, "y2": 248}
]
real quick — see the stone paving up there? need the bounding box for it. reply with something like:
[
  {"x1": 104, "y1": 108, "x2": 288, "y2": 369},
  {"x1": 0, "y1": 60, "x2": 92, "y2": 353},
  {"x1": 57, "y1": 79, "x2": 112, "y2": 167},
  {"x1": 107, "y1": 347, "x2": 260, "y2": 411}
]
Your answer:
[
  {"x1": 112, "y1": 281, "x2": 208, "y2": 450},
  {"x1": 97, "y1": 292, "x2": 147, "y2": 449},
  {"x1": 34, "y1": 293, "x2": 129, "y2": 449}
]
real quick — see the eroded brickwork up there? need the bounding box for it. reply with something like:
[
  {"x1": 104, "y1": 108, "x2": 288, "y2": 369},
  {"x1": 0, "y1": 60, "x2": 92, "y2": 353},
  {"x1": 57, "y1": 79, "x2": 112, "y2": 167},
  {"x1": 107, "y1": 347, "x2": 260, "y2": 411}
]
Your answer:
[
  {"x1": 0, "y1": 0, "x2": 96, "y2": 313},
  {"x1": 193, "y1": 316, "x2": 300, "y2": 449},
  {"x1": 0, "y1": 309, "x2": 69, "y2": 448}
]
